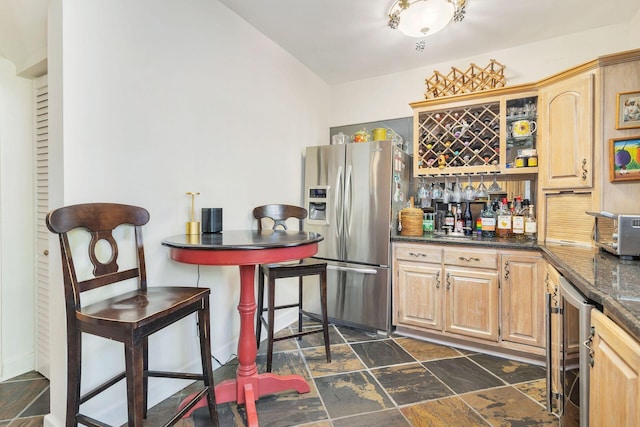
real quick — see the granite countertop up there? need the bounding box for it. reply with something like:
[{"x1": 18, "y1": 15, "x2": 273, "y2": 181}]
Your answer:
[
  {"x1": 541, "y1": 244, "x2": 640, "y2": 340},
  {"x1": 391, "y1": 233, "x2": 640, "y2": 340},
  {"x1": 392, "y1": 232, "x2": 541, "y2": 250}
]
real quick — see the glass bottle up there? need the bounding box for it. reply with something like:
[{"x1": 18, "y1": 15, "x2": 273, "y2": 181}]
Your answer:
[
  {"x1": 524, "y1": 204, "x2": 538, "y2": 240},
  {"x1": 481, "y1": 201, "x2": 496, "y2": 238},
  {"x1": 463, "y1": 202, "x2": 473, "y2": 236},
  {"x1": 444, "y1": 203, "x2": 455, "y2": 234},
  {"x1": 455, "y1": 203, "x2": 464, "y2": 233},
  {"x1": 496, "y1": 197, "x2": 512, "y2": 239},
  {"x1": 512, "y1": 197, "x2": 525, "y2": 239}
]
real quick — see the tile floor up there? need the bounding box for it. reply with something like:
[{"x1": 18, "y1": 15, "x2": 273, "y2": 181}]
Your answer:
[{"x1": 0, "y1": 320, "x2": 559, "y2": 426}]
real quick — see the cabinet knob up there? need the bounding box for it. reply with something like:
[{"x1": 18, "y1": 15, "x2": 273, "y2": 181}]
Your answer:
[{"x1": 44, "y1": 249, "x2": 49, "y2": 256}]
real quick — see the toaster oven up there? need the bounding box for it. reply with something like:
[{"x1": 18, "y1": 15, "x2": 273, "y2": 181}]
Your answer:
[{"x1": 587, "y1": 211, "x2": 640, "y2": 259}]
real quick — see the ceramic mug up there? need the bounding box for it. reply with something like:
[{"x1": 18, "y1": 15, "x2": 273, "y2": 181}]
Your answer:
[
  {"x1": 372, "y1": 128, "x2": 392, "y2": 141},
  {"x1": 511, "y1": 120, "x2": 537, "y2": 138}
]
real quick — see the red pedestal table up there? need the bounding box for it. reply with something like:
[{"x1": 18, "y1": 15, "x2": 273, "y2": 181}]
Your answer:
[{"x1": 162, "y1": 230, "x2": 323, "y2": 427}]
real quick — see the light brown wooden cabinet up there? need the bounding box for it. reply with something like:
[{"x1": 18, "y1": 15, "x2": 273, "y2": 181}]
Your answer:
[
  {"x1": 500, "y1": 250, "x2": 545, "y2": 347},
  {"x1": 444, "y1": 265, "x2": 499, "y2": 341},
  {"x1": 442, "y1": 247, "x2": 499, "y2": 341},
  {"x1": 538, "y1": 71, "x2": 595, "y2": 190},
  {"x1": 589, "y1": 309, "x2": 640, "y2": 426},
  {"x1": 393, "y1": 242, "x2": 545, "y2": 357}
]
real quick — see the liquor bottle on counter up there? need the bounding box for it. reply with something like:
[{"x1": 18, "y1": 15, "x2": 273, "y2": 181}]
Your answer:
[
  {"x1": 496, "y1": 197, "x2": 512, "y2": 238},
  {"x1": 463, "y1": 202, "x2": 473, "y2": 236},
  {"x1": 481, "y1": 201, "x2": 496, "y2": 238},
  {"x1": 512, "y1": 197, "x2": 525, "y2": 239},
  {"x1": 524, "y1": 204, "x2": 538, "y2": 240},
  {"x1": 455, "y1": 203, "x2": 464, "y2": 233},
  {"x1": 445, "y1": 203, "x2": 455, "y2": 234}
]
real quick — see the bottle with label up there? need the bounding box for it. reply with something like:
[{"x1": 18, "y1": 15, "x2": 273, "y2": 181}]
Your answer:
[
  {"x1": 476, "y1": 217, "x2": 482, "y2": 236},
  {"x1": 455, "y1": 203, "x2": 464, "y2": 233},
  {"x1": 496, "y1": 197, "x2": 512, "y2": 238},
  {"x1": 481, "y1": 201, "x2": 496, "y2": 238},
  {"x1": 463, "y1": 202, "x2": 473, "y2": 236},
  {"x1": 524, "y1": 204, "x2": 538, "y2": 240},
  {"x1": 444, "y1": 203, "x2": 455, "y2": 234},
  {"x1": 512, "y1": 197, "x2": 525, "y2": 239}
]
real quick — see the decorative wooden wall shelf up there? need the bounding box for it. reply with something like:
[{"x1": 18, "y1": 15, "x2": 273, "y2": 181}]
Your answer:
[{"x1": 424, "y1": 59, "x2": 506, "y2": 99}]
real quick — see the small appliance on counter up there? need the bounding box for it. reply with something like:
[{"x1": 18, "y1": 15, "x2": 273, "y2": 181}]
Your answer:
[{"x1": 587, "y1": 211, "x2": 640, "y2": 259}]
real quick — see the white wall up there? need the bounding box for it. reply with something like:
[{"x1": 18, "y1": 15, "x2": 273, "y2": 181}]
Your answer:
[
  {"x1": 0, "y1": 57, "x2": 35, "y2": 381},
  {"x1": 45, "y1": 0, "x2": 329, "y2": 425},
  {"x1": 330, "y1": 23, "x2": 637, "y2": 126}
]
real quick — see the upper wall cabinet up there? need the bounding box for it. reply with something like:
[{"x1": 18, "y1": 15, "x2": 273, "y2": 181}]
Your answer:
[
  {"x1": 538, "y1": 71, "x2": 595, "y2": 190},
  {"x1": 411, "y1": 88, "x2": 539, "y2": 177}
]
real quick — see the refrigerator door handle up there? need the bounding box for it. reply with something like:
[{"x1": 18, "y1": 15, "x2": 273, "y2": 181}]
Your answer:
[
  {"x1": 344, "y1": 164, "x2": 353, "y2": 240},
  {"x1": 327, "y1": 264, "x2": 378, "y2": 275},
  {"x1": 335, "y1": 166, "x2": 344, "y2": 245}
]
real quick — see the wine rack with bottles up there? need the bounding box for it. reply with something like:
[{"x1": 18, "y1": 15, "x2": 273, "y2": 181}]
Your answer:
[
  {"x1": 412, "y1": 89, "x2": 539, "y2": 177},
  {"x1": 416, "y1": 101, "x2": 500, "y2": 174}
]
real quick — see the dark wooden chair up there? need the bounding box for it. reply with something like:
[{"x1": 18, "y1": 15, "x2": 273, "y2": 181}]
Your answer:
[
  {"x1": 253, "y1": 204, "x2": 331, "y2": 372},
  {"x1": 46, "y1": 203, "x2": 219, "y2": 427}
]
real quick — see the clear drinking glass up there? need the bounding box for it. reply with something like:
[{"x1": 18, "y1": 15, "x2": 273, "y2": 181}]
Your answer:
[
  {"x1": 476, "y1": 174, "x2": 488, "y2": 198},
  {"x1": 464, "y1": 174, "x2": 476, "y2": 201},
  {"x1": 431, "y1": 182, "x2": 443, "y2": 200},
  {"x1": 488, "y1": 172, "x2": 502, "y2": 193},
  {"x1": 442, "y1": 177, "x2": 452, "y2": 204},
  {"x1": 453, "y1": 176, "x2": 463, "y2": 203}
]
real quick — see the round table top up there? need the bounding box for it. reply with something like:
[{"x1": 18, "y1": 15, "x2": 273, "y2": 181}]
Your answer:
[{"x1": 162, "y1": 230, "x2": 324, "y2": 251}]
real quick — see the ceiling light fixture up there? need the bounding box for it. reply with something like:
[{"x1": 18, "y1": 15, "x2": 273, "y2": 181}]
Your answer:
[{"x1": 388, "y1": 0, "x2": 467, "y2": 51}]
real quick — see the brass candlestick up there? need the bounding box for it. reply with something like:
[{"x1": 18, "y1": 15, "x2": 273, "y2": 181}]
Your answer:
[{"x1": 186, "y1": 191, "x2": 200, "y2": 235}]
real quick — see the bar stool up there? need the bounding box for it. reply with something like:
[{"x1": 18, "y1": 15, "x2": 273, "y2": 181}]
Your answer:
[
  {"x1": 46, "y1": 203, "x2": 219, "y2": 426},
  {"x1": 253, "y1": 204, "x2": 331, "y2": 372}
]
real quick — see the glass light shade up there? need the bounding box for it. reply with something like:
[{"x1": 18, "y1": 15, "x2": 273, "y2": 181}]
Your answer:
[{"x1": 396, "y1": 0, "x2": 455, "y2": 38}]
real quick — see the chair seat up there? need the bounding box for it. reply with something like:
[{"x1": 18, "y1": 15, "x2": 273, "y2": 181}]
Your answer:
[
  {"x1": 261, "y1": 259, "x2": 327, "y2": 275},
  {"x1": 78, "y1": 287, "x2": 209, "y2": 327}
]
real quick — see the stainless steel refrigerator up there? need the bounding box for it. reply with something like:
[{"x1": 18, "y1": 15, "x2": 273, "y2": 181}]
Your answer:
[{"x1": 303, "y1": 140, "x2": 412, "y2": 334}]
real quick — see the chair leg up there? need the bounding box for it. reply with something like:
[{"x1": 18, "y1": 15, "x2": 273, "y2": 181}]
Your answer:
[
  {"x1": 320, "y1": 269, "x2": 331, "y2": 364},
  {"x1": 124, "y1": 335, "x2": 145, "y2": 426},
  {"x1": 142, "y1": 336, "x2": 149, "y2": 419},
  {"x1": 198, "y1": 299, "x2": 220, "y2": 426},
  {"x1": 66, "y1": 327, "x2": 82, "y2": 427},
  {"x1": 256, "y1": 267, "x2": 265, "y2": 349},
  {"x1": 266, "y1": 274, "x2": 276, "y2": 373},
  {"x1": 297, "y1": 277, "x2": 303, "y2": 339}
]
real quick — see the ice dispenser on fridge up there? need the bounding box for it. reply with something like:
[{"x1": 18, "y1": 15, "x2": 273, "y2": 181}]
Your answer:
[{"x1": 307, "y1": 186, "x2": 330, "y2": 224}]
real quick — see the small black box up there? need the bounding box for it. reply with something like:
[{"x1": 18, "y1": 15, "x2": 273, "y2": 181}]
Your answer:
[{"x1": 201, "y1": 208, "x2": 222, "y2": 233}]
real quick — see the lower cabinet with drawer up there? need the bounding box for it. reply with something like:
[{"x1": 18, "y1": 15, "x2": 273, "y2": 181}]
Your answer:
[{"x1": 393, "y1": 242, "x2": 546, "y2": 358}]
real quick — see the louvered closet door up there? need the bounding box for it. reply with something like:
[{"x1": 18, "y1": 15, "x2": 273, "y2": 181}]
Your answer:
[{"x1": 34, "y1": 75, "x2": 49, "y2": 379}]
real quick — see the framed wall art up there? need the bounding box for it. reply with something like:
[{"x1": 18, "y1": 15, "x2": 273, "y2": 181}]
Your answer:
[
  {"x1": 616, "y1": 91, "x2": 640, "y2": 129},
  {"x1": 610, "y1": 136, "x2": 640, "y2": 182}
]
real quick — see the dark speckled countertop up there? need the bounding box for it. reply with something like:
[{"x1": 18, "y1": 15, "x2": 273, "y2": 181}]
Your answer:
[
  {"x1": 541, "y1": 243, "x2": 640, "y2": 340},
  {"x1": 392, "y1": 233, "x2": 640, "y2": 340}
]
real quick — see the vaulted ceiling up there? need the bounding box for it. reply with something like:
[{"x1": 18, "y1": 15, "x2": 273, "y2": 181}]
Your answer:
[{"x1": 2, "y1": 0, "x2": 639, "y2": 83}]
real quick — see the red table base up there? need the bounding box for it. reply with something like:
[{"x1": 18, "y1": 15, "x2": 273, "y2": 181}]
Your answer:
[
  {"x1": 179, "y1": 373, "x2": 310, "y2": 425},
  {"x1": 170, "y1": 244, "x2": 318, "y2": 426}
]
